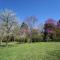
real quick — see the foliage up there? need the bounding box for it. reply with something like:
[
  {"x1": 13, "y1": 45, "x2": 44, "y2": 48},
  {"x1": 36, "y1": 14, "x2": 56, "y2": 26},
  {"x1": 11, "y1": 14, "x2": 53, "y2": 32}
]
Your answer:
[
  {"x1": 0, "y1": 9, "x2": 18, "y2": 45},
  {"x1": 55, "y1": 20, "x2": 60, "y2": 41},
  {"x1": 43, "y1": 18, "x2": 56, "y2": 41},
  {"x1": 31, "y1": 29, "x2": 43, "y2": 42},
  {"x1": 0, "y1": 9, "x2": 60, "y2": 43}
]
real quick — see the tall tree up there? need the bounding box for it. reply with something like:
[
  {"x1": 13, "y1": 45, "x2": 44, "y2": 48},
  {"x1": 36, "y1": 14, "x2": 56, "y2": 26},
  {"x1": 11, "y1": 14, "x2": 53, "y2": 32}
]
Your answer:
[
  {"x1": 56, "y1": 20, "x2": 60, "y2": 39},
  {"x1": 24, "y1": 16, "x2": 38, "y2": 30},
  {"x1": 0, "y1": 9, "x2": 18, "y2": 45},
  {"x1": 43, "y1": 18, "x2": 56, "y2": 41},
  {"x1": 24, "y1": 16, "x2": 38, "y2": 42}
]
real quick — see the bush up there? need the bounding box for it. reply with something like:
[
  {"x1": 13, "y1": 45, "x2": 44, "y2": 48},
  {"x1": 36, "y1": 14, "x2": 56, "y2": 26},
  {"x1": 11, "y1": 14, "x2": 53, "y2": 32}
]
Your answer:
[{"x1": 31, "y1": 34, "x2": 43, "y2": 42}]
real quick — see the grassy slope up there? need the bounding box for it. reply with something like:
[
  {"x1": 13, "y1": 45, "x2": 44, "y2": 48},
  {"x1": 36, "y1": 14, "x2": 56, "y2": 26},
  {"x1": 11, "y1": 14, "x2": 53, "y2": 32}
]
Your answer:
[{"x1": 0, "y1": 42, "x2": 60, "y2": 60}]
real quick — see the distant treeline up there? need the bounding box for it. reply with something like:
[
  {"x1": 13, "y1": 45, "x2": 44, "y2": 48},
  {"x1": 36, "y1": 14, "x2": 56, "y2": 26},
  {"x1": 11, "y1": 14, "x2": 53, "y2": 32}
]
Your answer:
[{"x1": 0, "y1": 9, "x2": 60, "y2": 45}]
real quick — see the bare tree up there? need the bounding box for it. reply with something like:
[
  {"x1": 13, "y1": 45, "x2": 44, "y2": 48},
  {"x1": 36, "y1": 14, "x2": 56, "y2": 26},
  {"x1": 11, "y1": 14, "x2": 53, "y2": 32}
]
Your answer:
[{"x1": 24, "y1": 16, "x2": 38, "y2": 30}]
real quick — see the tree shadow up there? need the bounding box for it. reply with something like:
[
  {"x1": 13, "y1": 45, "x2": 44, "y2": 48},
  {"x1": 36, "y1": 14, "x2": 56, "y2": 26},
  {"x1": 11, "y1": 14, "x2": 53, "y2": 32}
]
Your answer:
[
  {"x1": 46, "y1": 50, "x2": 60, "y2": 60},
  {"x1": 0, "y1": 45, "x2": 6, "y2": 47}
]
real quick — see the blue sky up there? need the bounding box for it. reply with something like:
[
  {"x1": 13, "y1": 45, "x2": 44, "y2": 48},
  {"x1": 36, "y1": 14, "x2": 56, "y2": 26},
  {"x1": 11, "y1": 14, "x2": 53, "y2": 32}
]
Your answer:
[{"x1": 0, "y1": 0, "x2": 60, "y2": 24}]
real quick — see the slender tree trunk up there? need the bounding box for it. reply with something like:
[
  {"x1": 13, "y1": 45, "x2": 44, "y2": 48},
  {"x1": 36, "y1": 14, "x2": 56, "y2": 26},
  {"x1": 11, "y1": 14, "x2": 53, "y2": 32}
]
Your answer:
[
  {"x1": 0, "y1": 39, "x2": 2, "y2": 45},
  {"x1": 6, "y1": 35, "x2": 9, "y2": 46}
]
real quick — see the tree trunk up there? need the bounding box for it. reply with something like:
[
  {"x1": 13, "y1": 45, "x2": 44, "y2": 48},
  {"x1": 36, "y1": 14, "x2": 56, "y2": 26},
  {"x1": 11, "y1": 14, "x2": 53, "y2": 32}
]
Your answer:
[
  {"x1": 0, "y1": 39, "x2": 2, "y2": 45},
  {"x1": 6, "y1": 35, "x2": 9, "y2": 46}
]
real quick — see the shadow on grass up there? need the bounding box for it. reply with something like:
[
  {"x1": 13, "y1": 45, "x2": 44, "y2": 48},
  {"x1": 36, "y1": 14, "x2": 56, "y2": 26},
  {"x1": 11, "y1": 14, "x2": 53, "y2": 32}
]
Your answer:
[
  {"x1": 0, "y1": 45, "x2": 6, "y2": 47},
  {"x1": 46, "y1": 50, "x2": 60, "y2": 60},
  {"x1": 0, "y1": 44, "x2": 15, "y2": 48}
]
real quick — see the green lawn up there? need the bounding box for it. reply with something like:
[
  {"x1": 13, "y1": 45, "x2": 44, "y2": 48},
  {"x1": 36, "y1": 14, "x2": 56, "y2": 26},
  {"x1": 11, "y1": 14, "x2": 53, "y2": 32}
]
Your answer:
[{"x1": 0, "y1": 42, "x2": 60, "y2": 60}]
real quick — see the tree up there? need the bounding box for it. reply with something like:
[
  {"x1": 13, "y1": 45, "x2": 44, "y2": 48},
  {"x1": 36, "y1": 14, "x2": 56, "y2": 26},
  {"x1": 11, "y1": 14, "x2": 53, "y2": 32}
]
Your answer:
[
  {"x1": 24, "y1": 16, "x2": 38, "y2": 30},
  {"x1": 43, "y1": 18, "x2": 56, "y2": 41},
  {"x1": 0, "y1": 9, "x2": 18, "y2": 45},
  {"x1": 24, "y1": 16, "x2": 38, "y2": 42},
  {"x1": 20, "y1": 22, "x2": 30, "y2": 42},
  {"x1": 38, "y1": 23, "x2": 44, "y2": 33},
  {"x1": 12, "y1": 24, "x2": 20, "y2": 42},
  {"x1": 56, "y1": 20, "x2": 60, "y2": 40}
]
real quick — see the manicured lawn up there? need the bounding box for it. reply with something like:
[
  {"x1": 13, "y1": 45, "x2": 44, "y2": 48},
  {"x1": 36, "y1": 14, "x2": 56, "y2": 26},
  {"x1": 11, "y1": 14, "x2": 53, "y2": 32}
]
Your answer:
[{"x1": 0, "y1": 42, "x2": 60, "y2": 60}]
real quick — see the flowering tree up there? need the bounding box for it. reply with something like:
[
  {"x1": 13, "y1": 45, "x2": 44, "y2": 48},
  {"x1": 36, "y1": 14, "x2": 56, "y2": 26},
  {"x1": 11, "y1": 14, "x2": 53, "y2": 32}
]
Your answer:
[
  {"x1": 57, "y1": 20, "x2": 60, "y2": 28},
  {"x1": 43, "y1": 18, "x2": 56, "y2": 41},
  {"x1": 20, "y1": 22, "x2": 29, "y2": 34},
  {"x1": 0, "y1": 9, "x2": 18, "y2": 45},
  {"x1": 56, "y1": 20, "x2": 60, "y2": 39},
  {"x1": 23, "y1": 16, "x2": 38, "y2": 42}
]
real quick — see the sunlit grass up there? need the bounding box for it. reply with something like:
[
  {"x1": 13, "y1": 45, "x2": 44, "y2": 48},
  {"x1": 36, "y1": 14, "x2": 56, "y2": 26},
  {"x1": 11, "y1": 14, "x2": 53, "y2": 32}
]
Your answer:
[{"x1": 0, "y1": 42, "x2": 60, "y2": 60}]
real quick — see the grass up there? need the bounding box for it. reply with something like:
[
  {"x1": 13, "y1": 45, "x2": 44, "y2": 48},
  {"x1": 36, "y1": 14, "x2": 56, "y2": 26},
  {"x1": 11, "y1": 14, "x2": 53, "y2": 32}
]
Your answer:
[{"x1": 0, "y1": 42, "x2": 60, "y2": 60}]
